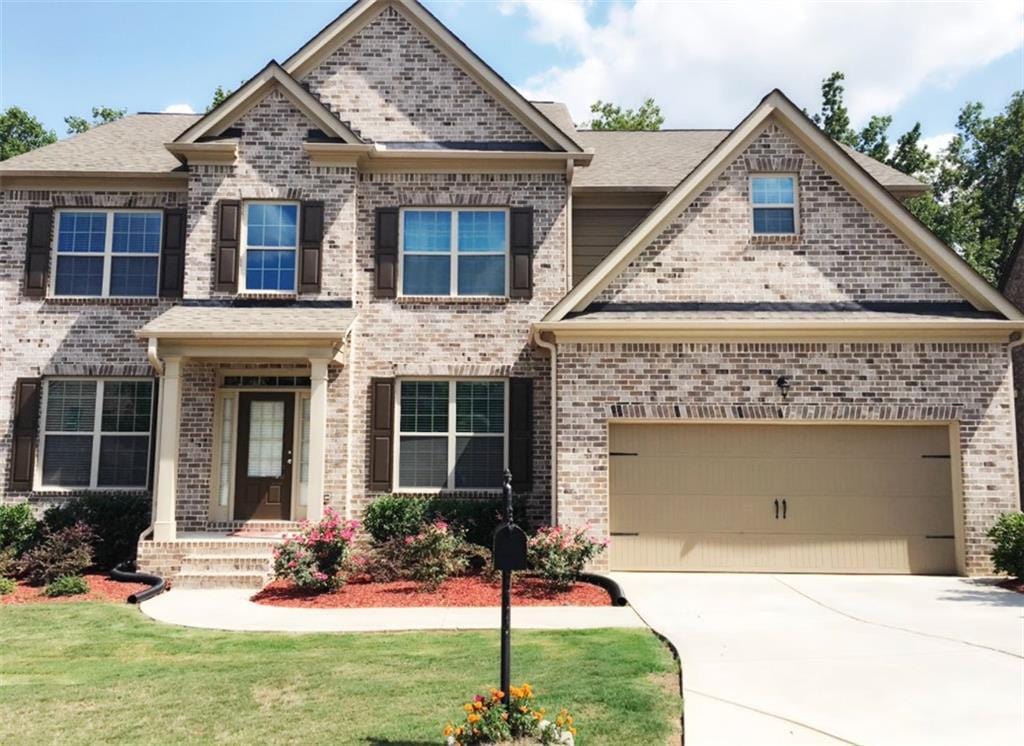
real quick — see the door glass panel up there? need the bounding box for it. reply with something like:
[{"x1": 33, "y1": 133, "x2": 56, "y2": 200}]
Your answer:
[{"x1": 247, "y1": 400, "x2": 285, "y2": 478}]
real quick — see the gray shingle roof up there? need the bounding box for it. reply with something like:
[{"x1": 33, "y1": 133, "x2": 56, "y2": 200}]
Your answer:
[
  {"x1": 138, "y1": 305, "x2": 356, "y2": 340},
  {"x1": 531, "y1": 101, "x2": 925, "y2": 193},
  {"x1": 0, "y1": 113, "x2": 198, "y2": 175}
]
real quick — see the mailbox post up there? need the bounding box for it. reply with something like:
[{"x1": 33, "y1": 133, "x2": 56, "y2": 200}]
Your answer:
[{"x1": 492, "y1": 469, "x2": 527, "y2": 708}]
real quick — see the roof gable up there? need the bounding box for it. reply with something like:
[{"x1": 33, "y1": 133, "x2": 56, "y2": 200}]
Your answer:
[
  {"x1": 544, "y1": 90, "x2": 1022, "y2": 321},
  {"x1": 282, "y1": 0, "x2": 583, "y2": 152},
  {"x1": 174, "y1": 61, "x2": 361, "y2": 145}
]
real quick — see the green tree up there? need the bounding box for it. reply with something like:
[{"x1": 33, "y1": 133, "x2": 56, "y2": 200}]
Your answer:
[
  {"x1": 809, "y1": 72, "x2": 856, "y2": 146},
  {"x1": 587, "y1": 97, "x2": 664, "y2": 131},
  {"x1": 856, "y1": 114, "x2": 893, "y2": 162},
  {"x1": 206, "y1": 85, "x2": 234, "y2": 113},
  {"x1": 888, "y1": 123, "x2": 936, "y2": 177},
  {"x1": 0, "y1": 106, "x2": 56, "y2": 160},
  {"x1": 64, "y1": 106, "x2": 126, "y2": 135}
]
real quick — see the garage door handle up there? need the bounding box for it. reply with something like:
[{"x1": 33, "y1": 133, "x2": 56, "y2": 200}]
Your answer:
[
  {"x1": 774, "y1": 499, "x2": 779, "y2": 519},
  {"x1": 782, "y1": 499, "x2": 787, "y2": 519}
]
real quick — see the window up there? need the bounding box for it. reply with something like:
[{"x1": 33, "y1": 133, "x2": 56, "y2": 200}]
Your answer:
[
  {"x1": 53, "y1": 210, "x2": 162, "y2": 297},
  {"x1": 751, "y1": 176, "x2": 797, "y2": 235},
  {"x1": 242, "y1": 202, "x2": 299, "y2": 292},
  {"x1": 400, "y1": 209, "x2": 507, "y2": 296},
  {"x1": 396, "y1": 380, "x2": 506, "y2": 490},
  {"x1": 40, "y1": 379, "x2": 154, "y2": 489}
]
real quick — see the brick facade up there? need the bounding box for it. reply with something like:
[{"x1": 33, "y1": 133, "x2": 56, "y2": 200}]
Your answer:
[
  {"x1": 301, "y1": 5, "x2": 538, "y2": 145},
  {"x1": 597, "y1": 123, "x2": 963, "y2": 305},
  {"x1": 555, "y1": 341, "x2": 1017, "y2": 574}
]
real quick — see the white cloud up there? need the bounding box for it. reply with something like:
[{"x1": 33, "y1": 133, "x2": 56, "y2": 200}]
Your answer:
[
  {"x1": 920, "y1": 132, "x2": 955, "y2": 156},
  {"x1": 504, "y1": 0, "x2": 1024, "y2": 128},
  {"x1": 162, "y1": 103, "x2": 195, "y2": 114}
]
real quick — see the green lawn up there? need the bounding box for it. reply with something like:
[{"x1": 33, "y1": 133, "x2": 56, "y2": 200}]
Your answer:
[{"x1": 0, "y1": 603, "x2": 680, "y2": 745}]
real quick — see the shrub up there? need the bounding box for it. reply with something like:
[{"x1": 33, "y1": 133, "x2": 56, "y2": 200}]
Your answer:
[
  {"x1": 19, "y1": 522, "x2": 95, "y2": 586},
  {"x1": 363, "y1": 495, "x2": 428, "y2": 545},
  {"x1": 527, "y1": 525, "x2": 608, "y2": 591},
  {"x1": 443, "y1": 683, "x2": 576, "y2": 746},
  {"x1": 0, "y1": 548, "x2": 17, "y2": 579},
  {"x1": 0, "y1": 576, "x2": 15, "y2": 595},
  {"x1": 42, "y1": 575, "x2": 89, "y2": 597},
  {"x1": 0, "y1": 503, "x2": 38, "y2": 556},
  {"x1": 43, "y1": 493, "x2": 150, "y2": 570},
  {"x1": 273, "y1": 508, "x2": 359, "y2": 592},
  {"x1": 379, "y1": 520, "x2": 468, "y2": 590},
  {"x1": 364, "y1": 494, "x2": 533, "y2": 548},
  {"x1": 987, "y1": 512, "x2": 1024, "y2": 579}
]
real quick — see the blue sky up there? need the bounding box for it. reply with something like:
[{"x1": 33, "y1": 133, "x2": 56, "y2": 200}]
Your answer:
[{"x1": 2, "y1": 0, "x2": 1022, "y2": 153}]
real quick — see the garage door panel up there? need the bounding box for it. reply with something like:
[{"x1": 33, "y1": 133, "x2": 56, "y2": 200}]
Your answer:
[
  {"x1": 608, "y1": 423, "x2": 956, "y2": 574},
  {"x1": 610, "y1": 533, "x2": 956, "y2": 574}
]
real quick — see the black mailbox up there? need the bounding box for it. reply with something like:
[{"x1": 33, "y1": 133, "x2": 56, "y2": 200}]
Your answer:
[{"x1": 493, "y1": 523, "x2": 528, "y2": 572}]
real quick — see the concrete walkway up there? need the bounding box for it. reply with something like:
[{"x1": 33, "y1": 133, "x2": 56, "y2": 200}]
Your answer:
[
  {"x1": 614, "y1": 573, "x2": 1024, "y2": 746},
  {"x1": 141, "y1": 588, "x2": 645, "y2": 632}
]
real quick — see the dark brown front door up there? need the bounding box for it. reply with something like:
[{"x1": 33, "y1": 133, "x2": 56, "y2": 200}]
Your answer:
[{"x1": 235, "y1": 392, "x2": 294, "y2": 520}]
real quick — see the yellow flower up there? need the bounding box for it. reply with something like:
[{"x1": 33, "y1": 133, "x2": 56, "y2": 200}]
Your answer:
[
  {"x1": 567, "y1": 715, "x2": 574, "y2": 725},
  {"x1": 463, "y1": 704, "x2": 474, "y2": 713},
  {"x1": 519, "y1": 706, "x2": 528, "y2": 713},
  {"x1": 473, "y1": 701, "x2": 483, "y2": 711},
  {"x1": 468, "y1": 713, "x2": 481, "y2": 724},
  {"x1": 443, "y1": 725, "x2": 454, "y2": 737},
  {"x1": 570, "y1": 727, "x2": 577, "y2": 736}
]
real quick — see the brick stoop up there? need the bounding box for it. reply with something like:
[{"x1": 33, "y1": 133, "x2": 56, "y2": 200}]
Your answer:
[{"x1": 138, "y1": 537, "x2": 279, "y2": 590}]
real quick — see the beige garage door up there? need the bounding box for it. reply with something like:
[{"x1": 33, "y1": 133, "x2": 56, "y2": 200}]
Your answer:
[{"x1": 609, "y1": 423, "x2": 956, "y2": 574}]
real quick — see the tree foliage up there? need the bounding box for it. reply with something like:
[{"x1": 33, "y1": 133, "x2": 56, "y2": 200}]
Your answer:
[
  {"x1": 207, "y1": 85, "x2": 234, "y2": 113},
  {"x1": 64, "y1": 106, "x2": 126, "y2": 135},
  {"x1": 0, "y1": 106, "x2": 56, "y2": 161},
  {"x1": 587, "y1": 97, "x2": 664, "y2": 131},
  {"x1": 811, "y1": 71, "x2": 1023, "y2": 282}
]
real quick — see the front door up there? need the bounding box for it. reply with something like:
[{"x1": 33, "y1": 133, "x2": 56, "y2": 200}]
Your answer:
[{"x1": 235, "y1": 392, "x2": 295, "y2": 520}]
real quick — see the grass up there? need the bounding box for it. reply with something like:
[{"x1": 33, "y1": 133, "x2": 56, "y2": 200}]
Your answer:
[{"x1": 0, "y1": 603, "x2": 680, "y2": 745}]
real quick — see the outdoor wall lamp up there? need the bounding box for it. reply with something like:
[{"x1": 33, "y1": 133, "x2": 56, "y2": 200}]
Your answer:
[{"x1": 775, "y1": 375, "x2": 792, "y2": 400}]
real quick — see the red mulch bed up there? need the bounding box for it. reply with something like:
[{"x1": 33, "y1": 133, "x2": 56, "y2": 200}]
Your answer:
[
  {"x1": 1, "y1": 573, "x2": 149, "y2": 606},
  {"x1": 998, "y1": 578, "x2": 1024, "y2": 594},
  {"x1": 252, "y1": 575, "x2": 611, "y2": 608}
]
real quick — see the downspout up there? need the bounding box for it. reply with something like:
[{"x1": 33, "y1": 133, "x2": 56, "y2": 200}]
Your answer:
[
  {"x1": 138, "y1": 337, "x2": 164, "y2": 543},
  {"x1": 1005, "y1": 331, "x2": 1024, "y2": 512},
  {"x1": 533, "y1": 329, "x2": 558, "y2": 526}
]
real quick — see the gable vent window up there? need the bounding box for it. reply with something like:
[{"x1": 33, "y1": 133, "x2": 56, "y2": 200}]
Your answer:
[
  {"x1": 399, "y1": 209, "x2": 508, "y2": 297},
  {"x1": 53, "y1": 210, "x2": 162, "y2": 297},
  {"x1": 241, "y1": 202, "x2": 299, "y2": 293},
  {"x1": 751, "y1": 176, "x2": 798, "y2": 235}
]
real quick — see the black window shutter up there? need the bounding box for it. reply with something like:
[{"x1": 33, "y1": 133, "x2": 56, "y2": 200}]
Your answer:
[
  {"x1": 159, "y1": 208, "x2": 187, "y2": 298},
  {"x1": 369, "y1": 378, "x2": 396, "y2": 491},
  {"x1": 24, "y1": 208, "x2": 53, "y2": 297},
  {"x1": 299, "y1": 201, "x2": 324, "y2": 294},
  {"x1": 10, "y1": 378, "x2": 41, "y2": 490},
  {"x1": 215, "y1": 200, "x2": 241, "y2": 292},
  {"x1": 509, "y1": 207, "x2": 534, "y2": 299},
  {"x1": 375, "y1": 208, "x2": 399, "y2": 298},
  {"x1": 508, "y1": 377, "x2": 533, "y2": 492}
]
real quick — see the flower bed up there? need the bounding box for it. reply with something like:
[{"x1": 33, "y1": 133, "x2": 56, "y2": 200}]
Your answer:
[
  {"x1": 252, "y1": 574, "x2": 611, "y2": 608},
  {"x1": 1, "y1": 573, "x2": 149, "y2": 606}
]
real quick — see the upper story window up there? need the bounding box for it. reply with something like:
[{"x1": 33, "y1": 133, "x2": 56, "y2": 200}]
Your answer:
[
  {"x1": 242, "y1": 202, "x2": 299, "y2": 293},
  {"x1": 53, "y1": 210, "x2": 162, "y2": 297},
  {"x1": 751, "y1": 176, "x2": 798, "y2": 235},
  {"x1": 396, "y1": 379, "x2": 506, "y2": 491},
  {"x1": 40, "y1": 378, "x2": 154, "y2": 489},
  {"x1": 400, "y1": 209, "x2": 507, "y2": 297}
]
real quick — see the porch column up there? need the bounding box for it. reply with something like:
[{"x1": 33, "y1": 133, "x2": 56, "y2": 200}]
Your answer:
[
  {"x1": 153, "y1": 356, "x2": 182, "y2": 541},
  {"x1": 306, "y1": 358, "x2": 329, "y2": 523}
]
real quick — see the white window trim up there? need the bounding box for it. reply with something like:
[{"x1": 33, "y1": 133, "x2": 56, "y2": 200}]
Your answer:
[
  {"x1": 50, "y1": 209, "x2": 163, "y2": 299},
  {"x1": 238, "y1": 200, "x2": 301, "y2": 294},
  {"x1": 393, "y1": 378, "x2": 509, "y2": 493},
  {"x1": 749, "y1": 174, "x2": 800, "y2": 236},
  {"x1": 397, "y1": 207, "x2": 510, "y2": 298},
  {"x1": 36, "y1": 377, "x2": 155, "y2": 492}
]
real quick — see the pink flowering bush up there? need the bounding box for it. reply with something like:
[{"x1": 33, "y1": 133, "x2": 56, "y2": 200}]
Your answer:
[
  {"x1": 383, "y1": 519, "x2": 468, "y2": 590},
  {"x1": 527, "y1": 526, "x2": 608, "y2": 591},
  {"x1": 272, "y1": 508, "x2": 359, "y2": 592}
]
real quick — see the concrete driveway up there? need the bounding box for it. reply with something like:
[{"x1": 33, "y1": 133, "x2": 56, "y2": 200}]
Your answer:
[{"x1": 612, "y1": 573, "x2": 1024, "y2": 746}]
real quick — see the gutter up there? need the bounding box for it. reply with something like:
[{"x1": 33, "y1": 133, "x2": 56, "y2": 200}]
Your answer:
[{"x1": 531, "y1": 329, "x2": 558, "y2": 526}]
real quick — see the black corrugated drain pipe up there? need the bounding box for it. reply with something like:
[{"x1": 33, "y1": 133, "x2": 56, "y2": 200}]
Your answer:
[
  {"x1": 580, "y1": 572, "x2": 628, "y2": 606},
  {"x1": 111, "y1": 562, "x2": 166, "y2": 604}
]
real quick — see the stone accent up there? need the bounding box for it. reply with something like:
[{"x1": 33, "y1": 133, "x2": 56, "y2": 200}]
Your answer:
[
  {"x1": 301, "y1": 5, "x2": 538, "y2": 145},
  {"x1": 597, "y1": 122, "x2": 963, "y2": 305},
  {"x1": 555, "y1": 341, "x2": 1018, "y2": 574}
]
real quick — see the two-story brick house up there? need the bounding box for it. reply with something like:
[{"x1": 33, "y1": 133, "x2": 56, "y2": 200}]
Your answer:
[{"x1": 2, "y1": 0, "x2": 1021, "y2": 585}]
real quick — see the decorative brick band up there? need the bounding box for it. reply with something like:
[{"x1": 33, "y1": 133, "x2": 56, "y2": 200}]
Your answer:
[
  {"x1": 608, "y1": 403, "x2": 963, "y2": 421},
  {"x1": 746, "y1": 156, "x2": 804, "y2": 172},
  {"x1": 43, "y1": 364, "x2": 153, "y2": 377}
]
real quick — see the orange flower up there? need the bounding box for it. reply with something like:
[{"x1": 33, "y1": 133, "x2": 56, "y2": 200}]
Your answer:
[
  {"x1": 472, "y1": 701, "x2": 483, "y2": 711},
  {"x1": 467, "y1": 713, "x2": 481, "y2": 724},
  {"x1": 463, "y1": 704, "x2": 474, "y2": 713}
]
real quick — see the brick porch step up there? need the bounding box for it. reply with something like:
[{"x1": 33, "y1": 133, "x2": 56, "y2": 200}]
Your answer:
[
  {"x1": 179, "y1": 554, "x2": 274, "y2": 574},
  {"x1": 174, "y1": 571, "x2": 271, "y2": 590}
]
